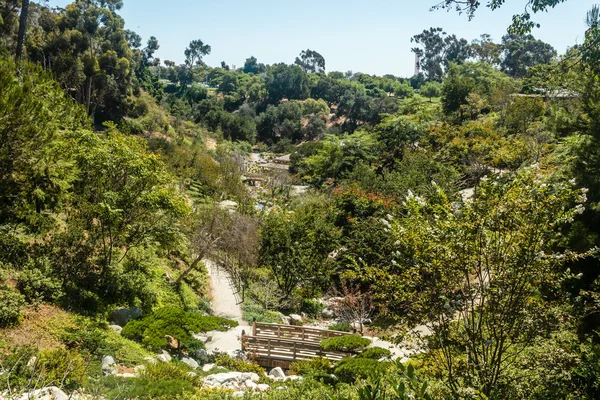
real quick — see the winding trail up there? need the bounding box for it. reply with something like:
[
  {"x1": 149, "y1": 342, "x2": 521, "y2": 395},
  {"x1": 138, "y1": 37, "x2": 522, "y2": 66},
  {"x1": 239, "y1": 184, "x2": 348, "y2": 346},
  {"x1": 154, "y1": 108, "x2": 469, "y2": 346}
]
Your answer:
[{"x1": 205, "y1": 260, "x2": 248, "y2": 353}]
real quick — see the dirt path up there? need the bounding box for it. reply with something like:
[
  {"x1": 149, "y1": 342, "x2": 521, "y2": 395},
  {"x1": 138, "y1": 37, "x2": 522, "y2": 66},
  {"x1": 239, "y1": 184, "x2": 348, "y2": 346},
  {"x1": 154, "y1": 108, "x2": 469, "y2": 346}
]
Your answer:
[{"x1": 205, "y1": 260, "x2": 248, "y2": 354}]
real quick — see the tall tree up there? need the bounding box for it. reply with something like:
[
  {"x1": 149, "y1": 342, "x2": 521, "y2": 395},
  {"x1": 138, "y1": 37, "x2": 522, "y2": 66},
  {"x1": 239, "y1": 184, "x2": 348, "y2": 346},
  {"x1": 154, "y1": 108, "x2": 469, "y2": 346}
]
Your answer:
[
  {"x1": 15, "y1": 0, "x2": 28, "y2": 61},
  {"x1": 184, "y1": 39, "x2": 211, "y2": 67},
  {"x1": 294, "y1": 49, "x2": 326, "y2": 74},
  {"x1": 470, "y1": 34, "x2": 501, "y2": 65},
  {"x1": 242, "y1": 55, "x2": 265, "y2": 74},
  {"x1": 500, "y1": 34, "x2": 556, "y2": 78},
  {"x1": 411, "y1": 27, "x2": 470, "y2": 81}
]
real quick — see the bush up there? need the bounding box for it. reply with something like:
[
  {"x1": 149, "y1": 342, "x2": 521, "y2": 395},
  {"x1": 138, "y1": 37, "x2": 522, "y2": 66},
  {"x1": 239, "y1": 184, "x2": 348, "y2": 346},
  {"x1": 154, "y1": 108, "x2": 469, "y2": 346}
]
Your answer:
[
  {"x1": 300, "y1": 299, "x2": 324, "y2": 319},
  {"x1": 333, "y1": 357, "x2": 389, "y2": 383},
  {"x1": 0, "y1": 284, "x2": 25, "y2": 327},
  {"x1": 320, "y1": 335, "x2": 371, "y2": 352},
  {"x1": 357, "y1": 347, "x2": 392, "y2": 360},
  {"x1": 121, "y1": 307, "x2": 237, "y2": 352},
  {"x1": 289, "y1": 357, "x2": 332, "y2": 376},
  {"x1": 242, "y1": 301, "x2": 281, "y2": 324},
  {"x1": 328, "y1": 321, "x2": 352, "y2": 332},
  {"x1": 16, "y1": 257, "x2": 63, "y2": 304},
  {"x1": 214, "y1": 353, "x2": 266, "y2": 378},
  {"x1": 36, "y1": 348, "x2": 88, "y2": 389},
  {"x1": 0, "y1": 346, "x2": 38, "y2": 392}
]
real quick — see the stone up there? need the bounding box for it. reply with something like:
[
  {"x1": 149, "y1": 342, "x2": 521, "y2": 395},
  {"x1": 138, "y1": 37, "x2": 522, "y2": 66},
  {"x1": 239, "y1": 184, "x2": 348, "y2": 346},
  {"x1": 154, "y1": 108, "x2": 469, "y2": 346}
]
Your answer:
[
  {"x1": 180, "y1": 356, "x2": 199, "y2": 369},
  {"x1": 321, "y1": 308, "x2": 335, "y2": 319},
  {"x1": 227, "y1": 349, "x2": 248, "y2": 360},
  {"x1": 17, "y1": 386, "x2": 68, "y2": 400},
  {"x1": 101, "y1": 355, "x2": 117, "y2": 376},
  {"x1": 245, "y1": 379, "x2": 258, "y2": 390},
  {"x1": 241, "y1": 372, "x2": 260, "y2": 382},
  {"x1": 289, "y1": 314, "x2": 303, "y2": 326},
  {"x1": 109, "y1": 325, "x2": 123, "y2": 334},
  {"x1": 257, "y1": 384, "x2": 271, "y2": 392},
  {"x1": 202, "y1": 363, "x2": 216, "y2": 372},
  {"x1": 232, "y1": 392, "x2": 245, "y2": 398},
  {"x1": 165, "y1": 335, "x2": 179, "y2": 350},
  {"x1": 268, "y1": 367, "x2": 285, "y2": 379},
  {"x1": 143, "y1": 356, "x2": 157, "y2": 364},
  {"x1": 280, "y1": 316, "x2": 291, "y2": 325},
  {"x1": 287, "y1": 375, "x2": 303, "y2": 381},
  {"x1": 109, "y1": 306, "x2": 142, "y2": 327},
  {"x1": 194, "y1": 348, "x2": 209, "y2": 363},
  {"x1": 156, "y1": 350, "x2": 172, "y2": 363},
  {"x1": 204, "y1": 372, "x2": 245, "y2": 386}
]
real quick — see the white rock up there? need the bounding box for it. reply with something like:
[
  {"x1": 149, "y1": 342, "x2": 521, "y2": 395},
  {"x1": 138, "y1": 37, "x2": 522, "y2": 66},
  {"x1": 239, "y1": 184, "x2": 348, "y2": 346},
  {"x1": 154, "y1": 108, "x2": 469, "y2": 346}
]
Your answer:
[
  {"x1": 143, "y1": 356, "x2": 157, "y2": 364},
  {"x1": 232, "y1": 392, "x2": 245, "y2": 398},
  {"x1": 287, "y1": 375, "x2": 303, "y2": 381},
  {"x1": 202, "y1": 363, "x2": 216, "y2": 372},
  {"x1": 245, "y1": 379, "x2": 258, "y2": 390},
  {"x1": 322, "y1": 308, "x2": 335, "y2": 319},
  {"x1": 101, "y1": 355, "x2": 117, "y2": 376},
  {"x1": 268, "y1": 367, "x2": 285, "y2": 379},
  {"x1": 26, "y1": 356, "x2": 37, "y2": 370},
  {"x1": 289, "y1": 314, "x2": 303, "y2": 325},
  {"x1": 109, "y1": 325, "x2": 123, "y2": 334},
  {"x1": 204, "y1": 372, "x2": 244, "y2": 385},
  {"x1": 281, "y1": 316, "x2": 291, "y2": 325},
  {"x1": 257, "y1": 384, "x2": 271, "y2": 392},
  {"x1": 241, "y1": 372, "x2": 260, "y2": 382},
  {"x1": 180, "y1": 356, "x2": 199, "y2": 369},
  {"x1": 18, "y1": 386, "x2": 68, "y2": 400},
  {"x1": 156, "y1": 350, "x2": 172, "y2": 363}
]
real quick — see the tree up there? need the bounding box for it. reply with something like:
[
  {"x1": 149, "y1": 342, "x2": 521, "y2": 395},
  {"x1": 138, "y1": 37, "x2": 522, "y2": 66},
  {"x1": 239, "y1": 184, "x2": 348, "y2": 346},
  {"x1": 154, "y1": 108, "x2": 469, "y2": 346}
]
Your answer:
[
  {"x1": 370, "y1": 168, "x2": 588, "y2": 396},
  {"x1": 242, "y1": 56, "x2": 265, "y2": 74},
  {"x1": 259, "y1": 199, "x2": 339, "y2": 300},
  {"x1": 500, "y1": 34, "x2": 556, "y2": 78},
  {"x1": 420, "y1": 81, "x2": 442, "y2": 102},
  {"x1": 294, "y1": 49, "x2": 325, "y2": 74},
  {"x1": 264, "y1": 63, "x2": 310, "y2": 104},
  {"x1": 15, "y1": 0, "x2": 28, "y2": 61},
  {"x1": 433, "y1": 0, "x2": 569, "y2": 33},
  {"x1": 470, "y1": 34, "x2": 501, "y2": 65},
  {"x1": 587, "y1": 5, "x2": 600, "y2": 29},
  {"x1": 184, "y1": 39, "x2": 211, "y2": 67},
  {"x1": 328, "y1": 279, "x2": 374, "y2": 334},
  {"x1": 411, "y1": 27, "x2": 470, "y2": 81}
]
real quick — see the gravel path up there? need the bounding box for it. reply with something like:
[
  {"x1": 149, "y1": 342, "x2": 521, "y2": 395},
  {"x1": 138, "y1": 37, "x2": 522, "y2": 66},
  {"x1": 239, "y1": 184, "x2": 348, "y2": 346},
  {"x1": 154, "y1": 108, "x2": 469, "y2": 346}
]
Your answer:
[{"x1": 205, "y1": 260, "x2": 248, "y2": 354}]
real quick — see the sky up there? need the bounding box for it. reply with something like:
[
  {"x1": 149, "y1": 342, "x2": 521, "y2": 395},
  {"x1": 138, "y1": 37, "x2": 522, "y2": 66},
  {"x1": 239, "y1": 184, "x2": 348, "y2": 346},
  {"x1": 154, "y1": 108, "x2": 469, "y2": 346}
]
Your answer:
[{"x1": 45, "y1": 0, "x2": 595, "y2": 77}]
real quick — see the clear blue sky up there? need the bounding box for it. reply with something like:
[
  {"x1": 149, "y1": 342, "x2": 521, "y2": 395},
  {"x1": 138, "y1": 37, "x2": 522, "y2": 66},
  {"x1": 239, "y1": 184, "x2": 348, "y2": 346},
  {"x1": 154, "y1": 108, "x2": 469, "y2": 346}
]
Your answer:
[{"x1": 45, "y1": 0, "x2": 595, "y2": 77}]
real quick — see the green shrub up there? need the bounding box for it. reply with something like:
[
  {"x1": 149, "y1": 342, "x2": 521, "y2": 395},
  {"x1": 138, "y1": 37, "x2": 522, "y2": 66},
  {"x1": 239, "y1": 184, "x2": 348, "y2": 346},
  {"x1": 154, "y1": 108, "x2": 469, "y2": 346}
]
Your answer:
[
  {"x1": 357, "y1": 347, "x2": 392, "y2": 360},
  {"x1": 328, "y1": 321, "x2": 352, "y2": 332},
  {"x1": 214, "y1": 353, "x2": 266, "y2": 377},
  {"x1": 242, "y1": 301, "x2": 281, "y2": 324},
  {"x1": 333, "y1": 357, "x2": 390, "y2": 383},
  {"x1": 289, "y1": 357, "x2": 332, "y2": 376},
  {"x1": 36, "y1": 348, "x2": 88, "y2": 389},
  {"x1": 321, "y1": 335, "x2": 371, "y2": 352},
  {"x1": 0, "y1": 284, "x2": 25, "y2": 327},
  {"x1": 121, "y1": 307, "x2": 237, "y2": 352},
  {"x1": 16, "y1": 257, "x2": 63, "y2": 304},
  {"x1": 0, "y1": 346, "x2": 38, "y2": 392},
  {"x1": 301, "y1": 299, "x2": 324, "y2": 319}
]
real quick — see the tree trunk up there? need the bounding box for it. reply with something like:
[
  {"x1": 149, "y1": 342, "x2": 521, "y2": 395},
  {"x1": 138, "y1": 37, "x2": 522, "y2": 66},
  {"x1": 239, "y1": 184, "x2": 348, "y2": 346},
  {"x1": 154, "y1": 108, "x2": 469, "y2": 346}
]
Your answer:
[{"x1": 15, "y1": 0, "x2": 30, "y2": 61}]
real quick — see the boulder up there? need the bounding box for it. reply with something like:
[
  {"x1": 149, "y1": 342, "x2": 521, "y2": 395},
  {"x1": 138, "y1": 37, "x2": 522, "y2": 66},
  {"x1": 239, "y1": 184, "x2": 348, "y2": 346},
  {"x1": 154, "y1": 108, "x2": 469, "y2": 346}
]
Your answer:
[
  {"x1": 202, "y1": 363, "x2": 216, "y2": 372},
  {"x1": 280, "y1": 316, "x2": 291, "y2": 325},
  {"x1": 109, "y1": 306, "x2": 142, "y2": 327},
  {"x1": 289, "y1": 314, "x2": 303, "y2": 326},
  {"x1": 268, "y1": 367, "x2": 285, "y2": 379},
  {"x1": 321, "y1": 308, "x2": 335, "y2": 319},
  {"x1": 101, "y1": 355, "x2": 117, "y2": 376},
  {"x1": 109, "y1": 325, "x2": 123, "y2": 334},
  {"x1": 227, "y1": 349, "x2": 248, "y2": 360},
  {"x1": 165, "y1": 335, "x2": 179, "y2": 350},
  {"x1": 204, "y1": 372, "x2": 245, "y2": 386},
  {"x1": 241, "y1": 372, "x2": 260, "y2": 382},
  {"x1": 287, "y1": 375, "x2": 303, "y2": 381},
  {"x1": 257, "y1": 384, "x2": 271, "y2": 392},
  {"x1": 17, "y1": 386, "x2": 68, "y2": 400},
  {"x1": 26, "y1": 356, "x2": 37, "y2": 371},
  {"x1": 244, "y1": 379, "x2": 258, "y2": 390},
  {"x1": 180, "y1": 356, "x2": 199, "y2": 369},
  {"x1": 156, "y1": 350, "x2": 172, "y2": 363},
  {"x1": 194, "y1": 348, "x2": 209, "y2": 363}
]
